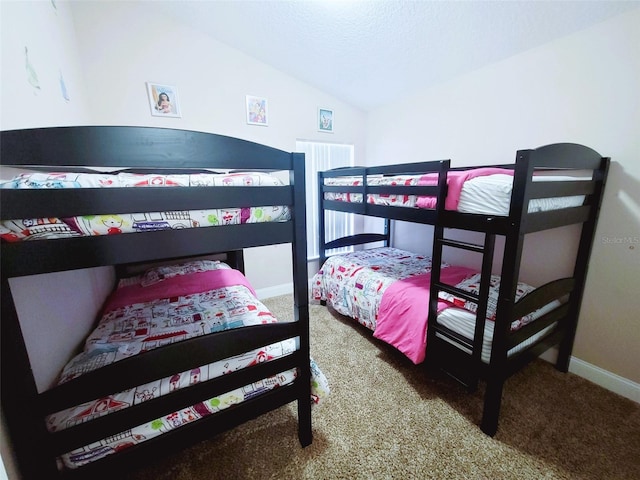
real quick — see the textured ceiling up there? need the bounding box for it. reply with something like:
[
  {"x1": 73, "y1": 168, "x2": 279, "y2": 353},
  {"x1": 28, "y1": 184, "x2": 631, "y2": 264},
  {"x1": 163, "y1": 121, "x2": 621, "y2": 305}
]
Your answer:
[{"x1": 156, "y1": 1, "x2": 638, "y2": 111}]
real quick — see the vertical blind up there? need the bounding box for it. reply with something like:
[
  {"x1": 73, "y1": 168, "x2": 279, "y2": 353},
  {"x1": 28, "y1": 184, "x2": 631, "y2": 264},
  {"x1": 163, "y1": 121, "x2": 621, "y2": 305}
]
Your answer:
[{"x1": 296, "y1": 140, "x2": 355, "y2": 259}]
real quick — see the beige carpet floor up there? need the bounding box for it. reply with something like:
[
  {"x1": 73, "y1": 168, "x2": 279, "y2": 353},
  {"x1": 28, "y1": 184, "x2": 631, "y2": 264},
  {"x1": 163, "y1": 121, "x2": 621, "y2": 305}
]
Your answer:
[{"x1": 128, "y1": 295, "x2": 640, "y2": 480}]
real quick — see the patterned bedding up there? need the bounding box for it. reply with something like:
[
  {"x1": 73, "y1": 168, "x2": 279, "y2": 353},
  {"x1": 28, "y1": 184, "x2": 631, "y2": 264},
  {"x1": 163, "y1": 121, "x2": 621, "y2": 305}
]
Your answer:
[
  {"x1": 311, "y1": 247, "x2": 438, "y2": 331},
  {"x1": 312, "y1": 247, "x2": 560, "y2": 364},
  {"x1": 0, "y1": 171, "x2": 290, "y2": 242},
  {"x1": 48, "y1": 259, "x2": 329, "y2": 470},
  {"x1": 311, "y1": 247, "x2": 460, "y2": 363},
  {"x1": 324, "y1": 174, "x2": 428, "y2": 208},
  {"x1": 323, "y1": 168, "x2": 587, "y2": 215}
]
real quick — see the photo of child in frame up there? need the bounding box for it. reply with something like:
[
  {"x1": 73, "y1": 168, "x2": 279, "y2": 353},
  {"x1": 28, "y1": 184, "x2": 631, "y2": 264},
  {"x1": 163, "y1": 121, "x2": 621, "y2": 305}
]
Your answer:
[{"x1": 147, "y1": 82, "x2": 181, "y2": 118}]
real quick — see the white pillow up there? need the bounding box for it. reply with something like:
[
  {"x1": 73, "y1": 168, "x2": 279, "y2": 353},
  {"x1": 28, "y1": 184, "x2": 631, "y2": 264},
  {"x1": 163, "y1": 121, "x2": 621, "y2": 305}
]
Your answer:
[
  {"x1": 438, "y1": 273, "x2": 546, "y2": 330},
  {"x1": 141, "y1": 259, "x2": 230, "y2": 287}
]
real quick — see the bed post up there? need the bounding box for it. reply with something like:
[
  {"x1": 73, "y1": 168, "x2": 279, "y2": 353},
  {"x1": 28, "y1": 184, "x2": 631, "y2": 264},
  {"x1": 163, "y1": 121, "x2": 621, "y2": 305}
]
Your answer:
[
  {"x1": 481, "y1": 150, "x2": 530, "y2": 436},
  {"x1": 1, "y1": 279, "x2": 59, "y2": 478},
  {"x1": 291, "y1": 152, "x2": 312, "y2": 446},
  {"x1": 426, "y1": 159, "x2": 451, "y2": 367},
  {"x1": 317, "y1": 170, "x2": 328, "y2": 306},
  {"x1": 318, "y1": 170, "x2": 327, "y2": 268},
  {"x1": 384, "y1": 218, "x2": 391, "y2": 247},
  {"x1": 226, "y1": 250, "x2": 246, "y2": 274},
  {"x1": 556, "y1": 156, "x2": 610, "y2": 372}
]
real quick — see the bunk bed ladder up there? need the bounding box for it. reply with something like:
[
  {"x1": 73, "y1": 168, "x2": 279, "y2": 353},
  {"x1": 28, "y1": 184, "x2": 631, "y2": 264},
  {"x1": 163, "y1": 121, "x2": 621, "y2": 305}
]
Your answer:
[
  {"x1": 556, "y1": 156, "x2": 611, "y2": 372},
  {"x1": 428, "y1": 227, "x2": 496, "y2": 391},
  {"x1": 291, "y1": 152, "x2": 313, "y2": 447}
]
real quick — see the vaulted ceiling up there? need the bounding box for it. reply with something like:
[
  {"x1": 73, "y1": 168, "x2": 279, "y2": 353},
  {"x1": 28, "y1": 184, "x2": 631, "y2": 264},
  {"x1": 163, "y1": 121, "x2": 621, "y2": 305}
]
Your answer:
[{"x1": 153, "y1": 1, "x2": 637, "y2": 111}]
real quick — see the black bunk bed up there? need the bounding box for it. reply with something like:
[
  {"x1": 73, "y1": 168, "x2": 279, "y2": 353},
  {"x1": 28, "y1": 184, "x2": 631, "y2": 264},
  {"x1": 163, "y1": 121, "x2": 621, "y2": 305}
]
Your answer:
[
  {"x1": 317, "y1": 160, "x2": 450, "y2": 267},
  {"x1": 0, "y1": 126, "x2": 312, "y2": 479},
  {"x1": 315, "y1": 143, "x2": 609, "y2": 436}
]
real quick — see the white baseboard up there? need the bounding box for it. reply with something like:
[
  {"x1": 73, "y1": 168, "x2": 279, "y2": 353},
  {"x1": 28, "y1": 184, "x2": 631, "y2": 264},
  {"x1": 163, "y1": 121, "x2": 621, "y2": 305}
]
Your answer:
[
  {"x1": 568, "y1": 356, "x2": 640, "y2": 403},
  {"x1": 256, "y1": 279, "x2": 317, "y2": 300},
  {"x1": 538, "y1": 348, "x2": 639, "y2": 403},
  {"x1": 255, "y1": 282, "x2": 293, "y2": 300}
]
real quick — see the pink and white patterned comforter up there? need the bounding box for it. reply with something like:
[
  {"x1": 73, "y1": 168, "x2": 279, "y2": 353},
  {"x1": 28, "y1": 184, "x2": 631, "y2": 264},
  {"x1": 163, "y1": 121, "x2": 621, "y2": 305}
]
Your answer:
[
  {"x1": 311, "y1": 248, "x2": 438, "y2": 331},
  {"x1": 48, "y1": 260, "x2": 329, "y2": 470},
  {"x1": 311, "y1": 248, "x2": 476, "y2": 364}
]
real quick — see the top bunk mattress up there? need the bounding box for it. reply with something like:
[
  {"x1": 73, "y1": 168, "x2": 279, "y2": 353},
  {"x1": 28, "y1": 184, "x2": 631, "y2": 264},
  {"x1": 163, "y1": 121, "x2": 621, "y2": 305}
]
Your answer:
[
  {"x1": 0, "y1": 171, "x2": 290, "y2": 242},
  {"x1": 323, "y1": 168, "x2": 588, "y2": 216}
]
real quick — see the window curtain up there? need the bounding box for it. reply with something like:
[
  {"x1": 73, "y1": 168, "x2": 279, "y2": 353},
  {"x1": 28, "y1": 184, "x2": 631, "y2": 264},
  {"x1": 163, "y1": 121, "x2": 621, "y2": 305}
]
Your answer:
[{"x1": 296, "y1": 141, "x2": 354, "y2": 259}]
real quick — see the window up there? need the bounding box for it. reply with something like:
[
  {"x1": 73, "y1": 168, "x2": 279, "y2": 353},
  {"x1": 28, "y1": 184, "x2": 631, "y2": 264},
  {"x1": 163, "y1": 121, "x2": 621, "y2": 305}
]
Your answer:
[{"x1": 296, "y1": 140, "x2": 355, "y2": 260}]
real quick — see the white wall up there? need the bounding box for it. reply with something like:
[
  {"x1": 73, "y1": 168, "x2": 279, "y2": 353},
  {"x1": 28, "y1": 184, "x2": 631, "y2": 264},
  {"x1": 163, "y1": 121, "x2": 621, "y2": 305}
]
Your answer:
[
  {"x1": 367, "y1": 8, "x2": 640, "y2": 385},
  {"x1": 1, "y1": 1, "x2": 99, "y2": 477},
  {"x1": 0, "y1": 0, "x2": 91, "y2": 128},
  {"x1": 0, "y1": 1, "x2": 107, "y2": 392},
  {"x1": 69, "y1": 1, "x2": 367, "y2": 292}
]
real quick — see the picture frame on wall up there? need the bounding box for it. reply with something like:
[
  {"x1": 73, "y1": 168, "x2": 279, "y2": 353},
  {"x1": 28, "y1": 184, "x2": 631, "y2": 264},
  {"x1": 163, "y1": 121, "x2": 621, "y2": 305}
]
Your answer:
[
  {"x1": 318, "y1": 107, "x2": 334, "y2": 133},
  {"x1": 147, "y1": 82, "x2": 181, "y2": 118},
  {"x1": 246, "y1": 95, "x2": 268, "y2": 126}
]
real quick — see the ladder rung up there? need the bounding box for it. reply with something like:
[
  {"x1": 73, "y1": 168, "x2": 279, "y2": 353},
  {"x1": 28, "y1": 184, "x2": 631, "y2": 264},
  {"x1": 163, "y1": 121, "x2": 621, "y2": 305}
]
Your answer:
[
  {"x1": 434, "y1": 282, "x2": 479, "y2": 304},
  {"x1": 437, "y1": 238, "x2": 485, "y2": 253},
  {"x1": 444, "y1": 370, "x2": 475, "y2": 390},
  {"x1": 433, "y1": 324, "x2": 474, "y2": 351}
]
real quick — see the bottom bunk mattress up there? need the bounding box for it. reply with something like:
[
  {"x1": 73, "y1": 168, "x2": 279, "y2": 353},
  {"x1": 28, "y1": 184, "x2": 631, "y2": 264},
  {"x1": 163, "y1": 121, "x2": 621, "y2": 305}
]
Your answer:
[
  {"x1": 311, "y1": 247, "x2": 464, "y2": 364},
  {"x1": 435, "y1": 273, "x2": 561, "y2": 362},
  {"x1": 311, "y1": 247, "x2": 559, "y2": 364},
  {"x1": 46, "y1": 259, "x2": 329, "y2": 470}
]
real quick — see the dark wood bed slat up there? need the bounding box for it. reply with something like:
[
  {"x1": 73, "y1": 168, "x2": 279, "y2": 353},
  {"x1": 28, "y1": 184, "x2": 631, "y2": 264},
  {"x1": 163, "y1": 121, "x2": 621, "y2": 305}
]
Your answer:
[
  {"x1": 2, "y1": 222, "x2": 294, "y2": 277},
  {"x1": 324, "y1": 233, "x2": 390, "y2": 251},
  {"x1": 57, "y1": 383, "x2": 305, "y2": 480},
  {"x1": 0, "y1": 185, "x2": 292, "y2": 219},
  {"x1": 366, "y1": 160, "x2": 451, "y2": 176},
  {"x1": 511, "y1": 277, "x2": 575, "y2": 320},
  {"x1": 527, "y1": 179, "x2": 596, "y2": 199},
  {"x1": 1, "y1": 126, "x2": 294, "y2": 170},
  {"x1": 434, "y1": 282, "x2": 479, "y2": 305},
  {"x1": 48, "y1": 353, "x2": 304, "y2": 456},
  {"x1": 439, "y1": 211, "x2": 511, "y2": 233},
  {"x1": 521, "y1": 205, "x2": 592, "y2": 233},
  {"x1": 40, "y1": 322, "x2": 301, "y2": 413},
  {"x1": 507, "y1": 304, "x2": 570, "y2": 349}
]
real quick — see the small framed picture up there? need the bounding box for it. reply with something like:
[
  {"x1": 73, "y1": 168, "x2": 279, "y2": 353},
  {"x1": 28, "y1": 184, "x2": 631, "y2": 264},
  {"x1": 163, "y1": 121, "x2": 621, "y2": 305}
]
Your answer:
[
  {"x1": 318, "y1": 108, "x2": 334, "y2": 133},
  {"x1": 147, "y1": 82, "x2": 181, "y2": 118},
  {"x1": 246, "y1": 95, "x2": 268, "y2": 126}
]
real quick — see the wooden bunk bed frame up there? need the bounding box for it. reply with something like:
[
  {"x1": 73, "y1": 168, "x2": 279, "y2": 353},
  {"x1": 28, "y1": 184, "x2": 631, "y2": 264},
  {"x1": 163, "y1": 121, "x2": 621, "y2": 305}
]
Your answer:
[
  {"x1": 0, "y1": 126, "x2": 311, "y2": 479},
  {"x1": 317, "y1": 143, "x2": 609, "y2": 436},
  {"x1": 318, "y1": 159, "x2": 450, "y2": 266}
]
